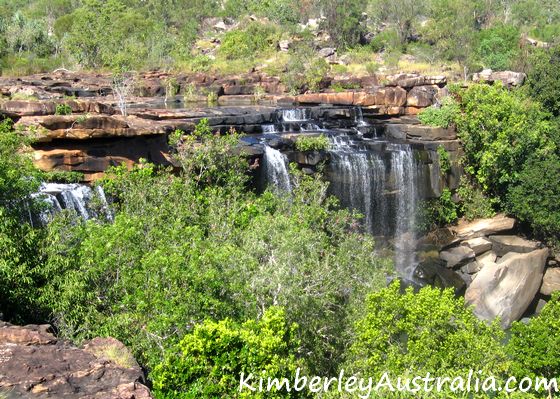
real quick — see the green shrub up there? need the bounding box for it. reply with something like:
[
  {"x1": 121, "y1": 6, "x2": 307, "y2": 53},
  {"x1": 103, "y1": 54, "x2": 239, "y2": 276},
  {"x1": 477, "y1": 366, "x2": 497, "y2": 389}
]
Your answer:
[
  {"x1": 219, "y1": 21, "x2": 279, "y2": 60},
  {"x1": 455, "y1": 83, "x2": 555, "y2": 200},
  {"x1": 365, "y1": 61, "x2": 380, "y2": 75},
  {"x1": 369, "y1": 28, "x2": 401, "y2": 52},
  {"x1": 475, "y1": 24, "x2": 520, "y2": 70},
  {"x1": 456, "y1": 177, "x2": 496, "y2": 221},
  {"x1": 304, "y1": 58, "x2": 329, "y2": 92},
  {"x1": 294, "y1": 134, "x2": 330, "y2": 152},
  {"x1": 525, "y1": 45, "x2": 560, "y2": 117},
  {"x1": 55, "y1": 103, "x2": 72, "y2": 116},
  {"x1": 349, "y1": 281, "x2": 509, "y2": 397},
  {"x1": 507, "y1": 154, "x2": 560, "y2": 242},
  {"x1": 152, "y1": 307, "x2": 303, "y2": 399},
  {"x1": 508, "y1": 293, "x2": 560, "y2": 394},
  {"x1": 189, "y1": 54, "x2": 213, "y2": 72},
  {"x1": 418, "y1": 188, "x2": 458, "y2": 231},
  {"x1": 418, "y1": 97, "x2": 459, "y2": 128},
  {"x1": 436, "y1": 145, "x2": 451, "y2": 175}
]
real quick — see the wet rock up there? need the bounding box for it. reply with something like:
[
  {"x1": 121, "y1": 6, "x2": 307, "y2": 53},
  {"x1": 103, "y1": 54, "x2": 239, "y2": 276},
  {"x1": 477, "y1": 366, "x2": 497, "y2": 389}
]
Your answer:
[
  {"x1": 414, "y1": 260, "x2": 466, "y2": 294},
  {"x1": 440, "y1": 246, "x2": 476, "y2": 268},
  {"x1": 489, "y1": 235, "x2": 541, "y2": 257},
  {"x1": 0, "y1": 322, "x2": 152, "y2": 398},
  {"x1": 465, "y1": 248, "x2": 548, "y2": 328},
  {"x1": 541, "y1": 268, "x2": 560, "y2": 295}
]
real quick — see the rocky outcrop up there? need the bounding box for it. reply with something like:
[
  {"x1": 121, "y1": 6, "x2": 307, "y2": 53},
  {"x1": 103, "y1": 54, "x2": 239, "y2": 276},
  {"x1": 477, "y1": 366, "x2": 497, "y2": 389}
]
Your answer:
[
  {"x1": 465, "y1": 248, "x2": 548, "y2": 328},
  {"x1": 541, "y1": 268, "x2": 560, "y2": 296},
  {"x1": 0, "y1": 322, "x2": 152, "y2": 398},
  {"x1": 473, "y1": 69, "x2": 526, "y2": 87}
]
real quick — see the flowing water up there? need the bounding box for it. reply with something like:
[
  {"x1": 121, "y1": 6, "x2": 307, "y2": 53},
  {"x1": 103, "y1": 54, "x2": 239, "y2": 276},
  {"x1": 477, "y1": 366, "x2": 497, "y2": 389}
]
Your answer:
[{"x1": 263, "y1": 145, "x2": 292, "y2": 193}]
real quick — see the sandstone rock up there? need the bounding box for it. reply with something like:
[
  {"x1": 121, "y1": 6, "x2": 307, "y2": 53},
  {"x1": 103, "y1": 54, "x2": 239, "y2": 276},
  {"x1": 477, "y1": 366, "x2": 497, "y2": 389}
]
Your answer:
[
  {"x1": 461, "y1": 260, "x2": 482, "y2": 274},
  {"x1": 465, "y1": 248, "x2": 548, "y2": 328},
  {"x1": 489, "y1": 235, "x2": 541, "y2": 256},
  {"x1": 473, "y1": 69, "x2": 526, "y2": 87},
  {"x1": 497, "y1": 251, "x2": 520, "y2": 264},
  {"x1": 452, "y1": 214, "x2": 516, "y2": 240},
  {"x1": 406, "y1": 85, "x2": 438, "y2": 107},
  {"x1": 318, "y1": 47, "x2": 336, "y2": 58},
  {"x1": 476, "y1": 251, "x2": 497, "y2": 270},
  {"x1": 462, "y1": 237, "x2": 492, "y2": 255},
  {"x1": 440, "y1": 246, "x2": 476, "y2": 268},
  {"x1": 278, "y1": 40, "x2": 291, "y2": 52},
  {"x1": 404, "y1": 125, "x2": 456, "y2": 141},
  {"x1": 0, "y1": 322, "x2": 152, "y2": 398},
  {"x1": 541, "y1": 268, "x2": 560, "y2": 295}
]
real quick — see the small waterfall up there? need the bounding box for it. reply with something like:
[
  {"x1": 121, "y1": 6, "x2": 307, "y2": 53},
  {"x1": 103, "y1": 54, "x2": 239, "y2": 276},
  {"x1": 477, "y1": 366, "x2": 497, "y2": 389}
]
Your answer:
[
  {"x1": 33, "y1": 183, "x2": 113, "y2": 223},
  {"x1": 354, "y1": 107, "x2": 368, "y2": 127},
  {"x1": 262, "y1": 124, "x2": 277, "y2": 134},
  {"x1": 328, "y1": 135, "x2": 388, "y2": 235},
  {"x1": 281, "y1": 108, "x2": 308, "y2": 122},
  {"x1": 390, "y1": 145, "x2": 418, "y2": 279},
  {"x1": 263, "y1": 145, "x2": 292, "y2": 193}
]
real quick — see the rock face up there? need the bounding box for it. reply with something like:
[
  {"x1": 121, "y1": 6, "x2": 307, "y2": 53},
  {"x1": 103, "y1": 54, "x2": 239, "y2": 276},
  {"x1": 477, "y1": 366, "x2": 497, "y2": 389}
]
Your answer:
[
  {"x1": 452, "y1": 214, "x2": 516, "y2": 240},
  {"x1": 489, "y1": 235, "x2": 541, "y2": 256},
  {"x1": 473, "y1": 69, "x2": 527, "y2": 87},
  {"x1": 541, "y1": 268, "x2": 560, "y2": 295},
  {"x1": 465, "y1": 248, "x2": 548, "y2": 328},
  {"x1": 0, "y1": 322, "x2": 152, "y2": 398}
]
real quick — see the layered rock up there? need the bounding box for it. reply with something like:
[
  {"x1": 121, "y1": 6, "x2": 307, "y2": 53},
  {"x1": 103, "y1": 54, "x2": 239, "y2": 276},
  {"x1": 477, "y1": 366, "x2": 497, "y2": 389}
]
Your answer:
[{"x1": 0, "y1": 322, "x2": 152, "y2": 398}]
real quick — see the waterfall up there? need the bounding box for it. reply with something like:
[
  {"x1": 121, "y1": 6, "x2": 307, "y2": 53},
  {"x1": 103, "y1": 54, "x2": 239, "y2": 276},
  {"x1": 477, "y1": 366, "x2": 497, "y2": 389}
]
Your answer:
[
  {"x1": 389, "y1": 145, "x2": 418, "y2": 278},
  {"x1": 33, "y1": 183, "x2": 113, "y2": 223},
  {"x1": 281, "y1": 108, "x2": 308, "y2": 122},
  {"x1": 354, "y1": 107, "x2": 368, "y2": 127},
  {"x1": 262, "y1": 124, "x2": 277, "y2": 134},
  {"x1": 328, "y1": 135, "x2": 388, "y2": 235},
  {"x1": 263, "y1": 145, "x2": 292, "y2": 193}
]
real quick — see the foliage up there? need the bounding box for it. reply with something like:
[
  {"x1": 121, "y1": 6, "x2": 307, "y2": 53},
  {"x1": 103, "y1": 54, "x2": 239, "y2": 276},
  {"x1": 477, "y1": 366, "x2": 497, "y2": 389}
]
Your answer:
[
  {"x1": 152, "y1": 307, "x2": 303, "y2": 399},
  {"x1": 456, "y1": 177, "x2": 496, "y2": 221},
  {"x1": 219, "y1": 22, "x2": 279, "y2": 60},
  {"x1": 349, "y1": 281, "x2": 509, "y2": 397},
  {"x1": 318, "y1": 0, "x2": 366, "y2": 48},
  {"x1": 281, "y1": 44, "x2": 329, "y2": 94},
  {"x1": 508, "y1": 293, "x2": 560, "y2": 387},
  {"x1": 418, "y1": 97, "x2": 459, "y2": 128},
  {"x1": 475, "y1": 24, "x2": 520, "y2": 70},
  {"x1": 525, "y1": 45, "x2": 560, "y2": 117},
  {"x1": 436, "y1": 145, "x2": 451, "y2": 174},
  {"x1": 507, "y1": 154, "x2": 560, "y2": 242},
  {"x1": 454, "y1": 82, "x2": 555, "y2": 201},
  {"x1": 294, "y1": 134, "x2": 330, "y2": 152},
  {"x1": 418, "y1": 188, "x2": 458, "y2": 231},
  {"x1": 55, "y1": 103, "x2": 72, "y2": 115}
]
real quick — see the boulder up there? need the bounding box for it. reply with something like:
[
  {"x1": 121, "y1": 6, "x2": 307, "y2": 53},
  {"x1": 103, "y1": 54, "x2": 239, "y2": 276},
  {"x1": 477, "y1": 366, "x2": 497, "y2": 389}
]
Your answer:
[
  {"x1": 452, "y1": 214, "x2": 516, "y2": 240},
  {"x1": 462, "y1": 237, "x2": 492, "y2": 255},
  {"x1": 489, "y1": 235, "x2": 541, "y2": 257},
  {"x1": 473, "y1": 69, "x2": 526, "y2": 87},
  {"x1": 465, "y1": 248, "x2": 549, "y2": 328},
  {"x1": 476, "y1": 251, "x2": 497, "y2": 270},
  {"x1": 414, "y1": 261, "x2": 466, "y2": 294},
  {"x1": 440, "y1": 246, "x2": 476, "y2": 268},
  {"x1": 541, "y1": 268, "x2": 560, "y2": 295},
  {"x1": 461, "y1": 260, "x2": 482, "y2": 275},
  {"x1": 406, "y1": 85, "x2": 438, "y2": 107},
  {"x1": 0, "y1": 322, "x2": 152, "y2": 398}
]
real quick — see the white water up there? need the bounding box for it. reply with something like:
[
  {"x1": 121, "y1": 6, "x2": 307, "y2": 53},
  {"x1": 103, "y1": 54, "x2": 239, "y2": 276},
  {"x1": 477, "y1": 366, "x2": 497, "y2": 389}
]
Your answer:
[
  {"x1": 281, "y1": 108, "x2": 308, "y2": 122},
  {"x1": 390, "y1": 145, "x2": 418, "y2": 278},
  {"x1": 262, "y1": 124, "x2": 277, "y2": 134},
  {"x1": 34, "y1": 183, "x2": 113, "y2": 223},
  {"x1": 263, "y1": 145, "x2": 292, "y2": 193},
  {"x1": 354, "y1": 107, "x2": 369, "y2": 127}
]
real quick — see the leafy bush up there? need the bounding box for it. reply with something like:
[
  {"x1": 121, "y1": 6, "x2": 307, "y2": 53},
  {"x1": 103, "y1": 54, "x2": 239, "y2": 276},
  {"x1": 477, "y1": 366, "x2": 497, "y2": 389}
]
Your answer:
[
  {"x1": 55, "y1": 103, "x2": 72, "y2": 115},
  {"x1": 152, "y1": 307, "x2": 302, "y2": 399},
  {"x1": 507, "y1": 154, "x2": 560, "y2": 242},
  {"x1": 294, "y1": 134, "x2": 330, "y2": 152},
  {"x1": 436, "y1": 145, "x2": 451, "y2": 174},
  {"x1": 475, "y1": 24, "x2": 520, "y2": 70},
  {"x1": 418, "y1": 188, "x2": 458, "y2": 231},
  {"x1": 219, "y1": 21, "x2": 279, "y2": 60},
  {"x1": 455, "y1": 83, "x2": 555, "y2": 200},
  {"x1": 418, "y1": 97, "x2": 459, "y2": 128},
  {"x1": 456, "y1": 177, "x2": 496, "y2": 221},
  {"x1": 508, "y1": 293, "x2": 560, "y2": 387},
  {"x1": 349, "y1": 281, "x2": 509, "y2": 397},
  {"x1": 525, "y1": 45, "x2": 560, "y2": 117}
]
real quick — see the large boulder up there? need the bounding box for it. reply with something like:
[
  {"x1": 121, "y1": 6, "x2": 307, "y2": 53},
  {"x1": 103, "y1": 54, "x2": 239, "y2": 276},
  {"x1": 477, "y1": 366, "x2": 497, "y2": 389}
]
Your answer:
[
  {"x1": 473, "y1": 69, "x2": 526, "y2": 87},
  {"x1": 414, "y1": 260, "x2": 466, "y2": 294},
  {"x1": 462, "y1": 237, "x2": 492, "y2": 255},
  {"x1": 406, "y1": 85, "x2": 438, "y2": 107},
  {"x1": 541, "y1": 268, "x2": 560, "y2": 296},
  {"x1": 489, "y1": 235, "x2": 541, "y2": 256},
  {"x1": 465, "y1": 248, "x2": 548, "y2": 328},
  {"x1": 452, "y1": 214, "x2": 516, "y2": 240},
  {"x1": 0, "y1": 322, "x2": 152, "y2": 398},
  {"x1": 440, "y1": 246, "x2": 476, "y2": 269}
]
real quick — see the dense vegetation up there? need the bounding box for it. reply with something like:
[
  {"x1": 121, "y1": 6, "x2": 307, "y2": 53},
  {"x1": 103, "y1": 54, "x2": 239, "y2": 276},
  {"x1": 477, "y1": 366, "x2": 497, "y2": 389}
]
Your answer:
[{"x1": 0, "y1": 0, "x2": 559, "y2": 76}]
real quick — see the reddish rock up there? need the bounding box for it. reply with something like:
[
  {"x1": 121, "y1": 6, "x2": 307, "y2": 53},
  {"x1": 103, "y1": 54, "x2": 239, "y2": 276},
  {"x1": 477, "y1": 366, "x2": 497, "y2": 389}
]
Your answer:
[{"x1": 406, "y1": 85, "x2": 438, "y2": 107}]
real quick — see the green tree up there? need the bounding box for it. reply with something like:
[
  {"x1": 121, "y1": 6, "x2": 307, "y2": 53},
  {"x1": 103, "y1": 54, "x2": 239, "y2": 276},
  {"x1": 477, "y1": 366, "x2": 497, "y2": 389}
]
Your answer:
[
  {"x1": 349, "y1": 281, "x2": 509, "y2": 398},
  {"x1": 152, "y1": 307, "x2": 303, "y2": 399},
  {"x1": 525, "y1": 45, "x2": 560, "y2": 117},
  {"x1": 318, "y1": 0, "x2": 366, "y2": 48},
  {"x1": 476, "y1": 24, "x2": 520, "y2": 70}
]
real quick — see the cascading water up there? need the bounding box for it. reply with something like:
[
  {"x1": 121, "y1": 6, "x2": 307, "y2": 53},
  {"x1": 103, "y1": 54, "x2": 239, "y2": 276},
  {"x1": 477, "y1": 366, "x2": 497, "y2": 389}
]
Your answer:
[
  {"x1": 33, "y1": 183, "x2": 113, "y2": 223},
  {"x1": 389, "y1": 144, "x2": 418, "y2": 278},
  {"x1": 281, "y1": 108, "x2": 308, "y2": 122},
  {"x1": 263, "y1": 145, "x2": 292, "y2": 193}
]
